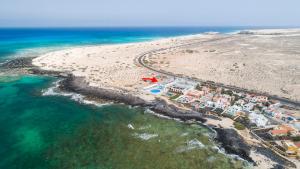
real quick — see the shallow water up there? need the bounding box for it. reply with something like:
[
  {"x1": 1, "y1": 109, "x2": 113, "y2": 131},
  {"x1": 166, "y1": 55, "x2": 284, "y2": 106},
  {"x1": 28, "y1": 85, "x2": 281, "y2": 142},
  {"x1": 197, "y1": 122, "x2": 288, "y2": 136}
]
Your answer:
[{"x1": 0, "y1": 75, "x2": 248, "y2": 169}]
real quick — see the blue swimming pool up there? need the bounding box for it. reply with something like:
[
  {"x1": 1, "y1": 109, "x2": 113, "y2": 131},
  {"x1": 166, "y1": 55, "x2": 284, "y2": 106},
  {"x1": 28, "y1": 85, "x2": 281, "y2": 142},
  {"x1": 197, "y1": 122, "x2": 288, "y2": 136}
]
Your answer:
[{"x1": 150, "y1": 89, "x2": 161, "y2": 94}]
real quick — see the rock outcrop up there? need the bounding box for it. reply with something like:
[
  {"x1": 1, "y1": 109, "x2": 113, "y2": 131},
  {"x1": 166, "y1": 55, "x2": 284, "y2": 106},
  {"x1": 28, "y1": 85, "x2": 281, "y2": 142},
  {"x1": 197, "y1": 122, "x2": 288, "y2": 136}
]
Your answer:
[{"x1": 214, "y1": 128, "x2": 254, "y2": 163}]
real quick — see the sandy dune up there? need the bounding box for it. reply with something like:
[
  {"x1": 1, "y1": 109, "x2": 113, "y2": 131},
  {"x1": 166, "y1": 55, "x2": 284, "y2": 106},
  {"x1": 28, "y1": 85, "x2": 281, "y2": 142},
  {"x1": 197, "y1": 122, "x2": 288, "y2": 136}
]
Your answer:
[
  {"x1": 148, "y1": 29, "x2": 300, "y2": 101},
  {"x1": 33, "y1": 29, "x2": 300, "y2": 101},
  {"x1": 33, "y1": 34, "x2": 216, "y2": 100}
]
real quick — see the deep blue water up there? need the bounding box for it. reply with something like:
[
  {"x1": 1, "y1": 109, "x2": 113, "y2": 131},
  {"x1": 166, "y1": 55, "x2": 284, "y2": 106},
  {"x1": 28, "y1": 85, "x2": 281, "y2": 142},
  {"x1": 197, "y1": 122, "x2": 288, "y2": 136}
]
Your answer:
[{"x1": 0, "y1": 27, "x2": 261, "y2": 61}]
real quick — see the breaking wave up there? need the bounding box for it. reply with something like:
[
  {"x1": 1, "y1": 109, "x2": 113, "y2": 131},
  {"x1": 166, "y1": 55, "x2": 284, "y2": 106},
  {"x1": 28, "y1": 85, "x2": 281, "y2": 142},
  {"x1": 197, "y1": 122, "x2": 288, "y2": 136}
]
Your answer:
[
  {"x1": 144, "y1": 109, "x2": 184, "y2": 123},
  {"x1": 42, "y1": 80, "x2": 111, "y2": 107},
  {"x1": 127, "y1": 124, "x2": 135, "y2": 130},
  {"x1": 133, "y1": 133, "x2": 158, "y2": 140},
  {"x1": 175, "y1": 138, "x2": 205, "y2": 153},
  {"x1": 211, "y1": 146, "x2": 251, "y2": 165}
]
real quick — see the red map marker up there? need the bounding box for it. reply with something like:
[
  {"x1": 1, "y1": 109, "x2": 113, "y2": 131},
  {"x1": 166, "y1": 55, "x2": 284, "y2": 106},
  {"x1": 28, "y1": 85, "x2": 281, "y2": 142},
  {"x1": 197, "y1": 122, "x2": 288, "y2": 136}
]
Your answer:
[{"x1": 142, "y1": 77, "x2": 158, "y2": 83}]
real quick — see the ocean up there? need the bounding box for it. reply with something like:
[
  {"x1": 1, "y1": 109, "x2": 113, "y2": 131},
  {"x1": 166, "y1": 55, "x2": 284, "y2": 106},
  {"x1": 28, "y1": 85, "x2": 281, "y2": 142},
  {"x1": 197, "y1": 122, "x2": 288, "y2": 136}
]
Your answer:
[
  {"x1": 0, "y1": 27, "x2": 252, "y2": 169},
  {"x1": 0, "y1": 27, "x2": 256, "y2": 61}
]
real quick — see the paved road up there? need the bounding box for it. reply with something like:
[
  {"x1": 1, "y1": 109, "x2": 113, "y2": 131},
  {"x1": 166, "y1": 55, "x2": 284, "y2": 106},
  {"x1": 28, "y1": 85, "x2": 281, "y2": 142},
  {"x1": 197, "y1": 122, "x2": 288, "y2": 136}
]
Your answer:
[{"x1": 135, "y1": 36, "x2": 300, "y2": 108}]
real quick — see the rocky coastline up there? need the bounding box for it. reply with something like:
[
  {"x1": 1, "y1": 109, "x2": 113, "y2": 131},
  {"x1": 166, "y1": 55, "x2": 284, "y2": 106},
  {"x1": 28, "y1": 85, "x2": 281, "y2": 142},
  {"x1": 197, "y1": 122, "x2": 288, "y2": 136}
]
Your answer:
[
  {"x1": 214, "y1": 128, "x2": 253, "y2": 163},
  {"x1": 48, "y1": 73, "x2": 258, "y2": 164},
  {"x1": 0, "y1": 57, "x2": 294, "y2": 168},
  {"x1": 59, "y1": 74, "x2": 208, "y2": 123}
]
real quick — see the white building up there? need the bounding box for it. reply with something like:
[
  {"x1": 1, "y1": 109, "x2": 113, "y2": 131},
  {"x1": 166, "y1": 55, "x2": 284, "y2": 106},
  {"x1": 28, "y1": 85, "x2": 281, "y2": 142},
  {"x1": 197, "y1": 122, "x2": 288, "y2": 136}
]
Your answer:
[
  {"x1": 242, "y1": 102, "x2": 255, "y2": 111},
  {"x1": 225, "y1": 105, "x2": 242, "y2": 116},
  {"x1": 167, "y1": 79, "x2": 197, "y2": 95},
  {"x1": 236, "y1": 99, "x2": 246, "y2": 106},
  {"x1": 205, "y1": 101, "x2": 215, "y2": 108},
  {"x1": 177, "y1": 95, "x2": 195, "y2": 104},
  {"x1": 199, "y1": 93, "x2": 214, "y2": 103},
  {"x1": 249, "y1": 112, "x2": 269, "y2": 127}
]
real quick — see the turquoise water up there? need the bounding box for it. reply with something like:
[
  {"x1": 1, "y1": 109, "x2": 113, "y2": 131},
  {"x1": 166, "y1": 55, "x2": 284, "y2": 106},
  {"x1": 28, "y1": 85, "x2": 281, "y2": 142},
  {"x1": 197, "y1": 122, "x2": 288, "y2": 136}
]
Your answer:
[
  {"x1": 0, "y1": 75, "x2": 247, "y2": 169},
  {"x1": 150, "y1": 89, "x2": 161, "y2": 94},
  {"x1": 0, "y1": 27, "x2": 257, "y2": 61},
  {"x1": 0, "y1": 27, "x2": 256, "y2": 169}
]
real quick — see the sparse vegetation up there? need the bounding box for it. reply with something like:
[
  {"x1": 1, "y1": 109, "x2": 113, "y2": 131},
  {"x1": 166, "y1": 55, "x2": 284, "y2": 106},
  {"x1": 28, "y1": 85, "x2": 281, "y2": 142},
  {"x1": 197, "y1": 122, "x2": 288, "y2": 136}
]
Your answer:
[
  {"x1": 169, "y1": 94, "x2": 181, "y2": 100},
  {"x1": 234, "y1": 122, "x2": 246, "y2": 130},
  {"x1": 291, "y1": 136, "x2": 300, "y2": 142}
]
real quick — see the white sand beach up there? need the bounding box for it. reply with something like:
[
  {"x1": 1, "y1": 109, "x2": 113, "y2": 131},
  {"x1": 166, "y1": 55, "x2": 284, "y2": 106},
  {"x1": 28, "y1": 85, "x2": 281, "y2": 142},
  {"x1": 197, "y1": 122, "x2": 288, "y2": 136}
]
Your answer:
[
  {"x1": 33, "y1": 34, "x2": 218, "y2": 101},
  {"x1": 33, "y1": 29, "x2": 300, "y2": 101}
]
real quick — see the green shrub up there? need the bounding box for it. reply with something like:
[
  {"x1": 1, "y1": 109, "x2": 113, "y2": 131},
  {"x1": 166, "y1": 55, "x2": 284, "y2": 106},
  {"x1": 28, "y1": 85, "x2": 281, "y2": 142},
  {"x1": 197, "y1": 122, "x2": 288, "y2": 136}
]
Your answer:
[
  {"x1": 170, "y1": 94, "x2": 181, "y2": 100},
  {"x1": 234, "y1": 122, "x2": 246, "y2": 130},
  {"x1": 292, "y1": 136, "x2": 300, "y2": 142}
]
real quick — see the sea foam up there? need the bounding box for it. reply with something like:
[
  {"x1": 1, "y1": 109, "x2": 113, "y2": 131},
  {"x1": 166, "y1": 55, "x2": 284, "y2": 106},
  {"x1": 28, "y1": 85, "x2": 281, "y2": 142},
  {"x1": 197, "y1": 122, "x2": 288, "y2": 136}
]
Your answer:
[
  {"x1": 133, "y1": 133, "x2": 158, "y2": 140},
  {"x1": 42, "y1": 80, "x2": 111, "y2": 107},
  {"x1": 144, "y1": 109, "x2": 184, "y2": 123}
]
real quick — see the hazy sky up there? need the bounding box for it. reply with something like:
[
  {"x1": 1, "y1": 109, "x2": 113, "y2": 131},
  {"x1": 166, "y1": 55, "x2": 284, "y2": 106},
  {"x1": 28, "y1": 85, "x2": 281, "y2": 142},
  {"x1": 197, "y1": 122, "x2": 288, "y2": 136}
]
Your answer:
[{"x1": 0, "y1": 0, "x2": 299, "y2": 27}]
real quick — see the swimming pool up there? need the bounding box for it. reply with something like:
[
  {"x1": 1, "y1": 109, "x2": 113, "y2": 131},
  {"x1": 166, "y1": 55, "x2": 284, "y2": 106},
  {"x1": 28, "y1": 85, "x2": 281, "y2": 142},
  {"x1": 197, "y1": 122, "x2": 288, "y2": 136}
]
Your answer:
[
  {"x1": 150, "y1": 89, "x2": 161, "y2": 94},
  {"x1": 144, "y1": 84, "x2": 164, "y2": 95}
]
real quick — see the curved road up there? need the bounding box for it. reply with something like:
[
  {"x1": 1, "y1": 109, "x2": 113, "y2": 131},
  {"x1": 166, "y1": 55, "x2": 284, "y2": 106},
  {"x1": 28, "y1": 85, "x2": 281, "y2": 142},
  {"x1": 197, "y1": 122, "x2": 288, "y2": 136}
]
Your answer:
[{"x1": 135, "y1": 36, "x2": 300, "y2": 108}]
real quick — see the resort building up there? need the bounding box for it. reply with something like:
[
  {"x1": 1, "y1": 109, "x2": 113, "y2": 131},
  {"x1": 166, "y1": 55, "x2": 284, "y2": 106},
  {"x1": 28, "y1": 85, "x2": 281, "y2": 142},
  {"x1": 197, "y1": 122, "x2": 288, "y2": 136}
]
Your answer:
[
  {"x1": 282, "y1": 140, "x2": 299, "y2": 157},
  {"x1": 236, "y1": 99, "x2": 246, "y2": 106},
  {"x1": 269, "y1": 125, "x2": 297, "y2": 137},
  {"x1": 199, "y1": 93, "x2": 214, "y2": 103},
  {"x1": 294, "y1": 142, "x2": 300, "y2": 154},
  {"x1": 269, "y1": 130, "x2": 290, "y2": 137},
  {"x1": 205, "y1": 101, "x2": 215, "y2": 108},
  {"x1": 251, "y1": 96, "x2": 268, "y2": 103},
  {"x1": 245, "y1": 94, "x2": 255, "y2": 102},
  {"x1": 242, "y1": 102, "x2": 256, "y2": 111},
  {"x1": 167, "y1": 79, "x2": 197, "y2": 95},
  {"x1": 191, "y1": 101, "x2": 205, "y2": 111},
  {"x1": 176, "y1": 95, "x2": 195, "y2": 104},
  {"x1": 213, "y1": 98, "x2": 231, "y2": 110},
  {"x1": 263, "y1": 106, "x2": 300, "y2": 124},
  {"x1": 212, "y1": 94, "x2": 231, "y2": 108},
  {"x1": 248, "y1": 112, "x2": 269, "y2": 127},
  {"x1": 186, "y1": 89, "x2": 204, "y2": 98},
  {"x1": 263, "y1": 108, "x2": 283, "y2": 119},
  {"x1": 224, "y1": 105, "x2": 243, "y2": 117},
  {"x1": 269, "y1": 103, "x2": 282, "y2": 109}
]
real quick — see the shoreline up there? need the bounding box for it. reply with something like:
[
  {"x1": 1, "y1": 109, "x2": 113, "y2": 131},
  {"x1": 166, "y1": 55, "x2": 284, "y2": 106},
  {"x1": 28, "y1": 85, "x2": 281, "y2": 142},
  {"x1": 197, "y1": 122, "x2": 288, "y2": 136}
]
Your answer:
[
  {"x1": 2, "y1": 28, "x2": 300, "y2": 168},
  {"x1": 1, "y1": 62, "x2": 293, "y2": 168},
  {"x1": 58, "y1": 74, "x2": 208, "y2": 123},
  {"x1": 46, "y1": 71, "x2": 297, "y2": 168},
  {"x1": 54, "y1": 73, "x2": 254, "y2": 164}
]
